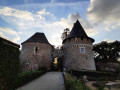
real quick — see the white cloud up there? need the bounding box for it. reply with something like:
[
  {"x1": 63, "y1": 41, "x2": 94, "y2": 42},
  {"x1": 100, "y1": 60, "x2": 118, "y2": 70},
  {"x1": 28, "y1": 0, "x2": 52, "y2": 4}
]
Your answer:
[
  {"x1": 49, "y1": 33, "x2": 62, "y2": 47},
  {"x1": 0, "y1": 27, "x2": 20, "y2": 43},
  {"x1": 37, "y1": 8, "x2": 53, "y2": 16},
  {"x1": 0, "y1": 7, "x2": 35, "y2": 21},
  {"x1": 0, "y1": 27, "x2": 17, "y2": 35},
  {"x1": 103, "y1": 38, "x2": 115, "y2": 43},
  {"x1": 0, "y1": 7, "x2": 60, "y2": 46},
  {"x1": 12, "y1": 36, "x2": 20, "y2": 42},
  {"x1": 56, "y1": 13, "x2": 98, "y2": 36},
  {"x1": 0, "y1": 7, "x2": 98, "y2": 46},
  {"x1": 86, "y1": 0, "x2": 120, "y2": 39},
  {"x1": 85, "y1": 29, "x2": 97, "y2": 36},
  {"x1": 46, "y1": 13, "x2": 98, "y2": 46},
  {"x1": 0, "y1": 7, "x2": 55, "y2": 29},
  {"x1": 87, "y1": 0, "x2": 120, "y2": 27},
  {"x1": 0, "y1": 32, "x2": 7, "y2": 39}
]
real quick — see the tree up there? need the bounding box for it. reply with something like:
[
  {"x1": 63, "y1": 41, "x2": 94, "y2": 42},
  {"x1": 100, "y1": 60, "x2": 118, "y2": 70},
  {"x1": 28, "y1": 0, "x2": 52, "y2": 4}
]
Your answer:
[
  {"x1": 61, "y1": 28, "x2": 70, "y2": 40},
  {"x1": 93, "y1": 40, "x2": 120, "y2": 63}
]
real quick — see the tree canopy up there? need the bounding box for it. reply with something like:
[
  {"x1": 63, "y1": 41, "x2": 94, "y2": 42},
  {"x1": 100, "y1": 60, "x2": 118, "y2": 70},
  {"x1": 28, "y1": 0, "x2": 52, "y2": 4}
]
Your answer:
[{"x1": 93, "y1": 40, "x2": 120, "y2": 63}]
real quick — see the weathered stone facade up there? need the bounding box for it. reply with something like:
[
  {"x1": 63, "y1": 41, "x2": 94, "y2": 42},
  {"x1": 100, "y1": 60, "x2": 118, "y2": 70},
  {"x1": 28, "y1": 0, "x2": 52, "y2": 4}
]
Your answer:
[
  {"x1": 20, "y1": 33, "x2": 53, "y2": 71},
  {"x1": 20, "y1": 42, "x2": 52, "y2": 71},
  {"x1": 62, "y1": 20, "x2": 96, "y2": 71},
  {"x1": 20, "y1": 20, "x2": 96, "y2": 71},
  {"x1": 62, "y1": 37, "x2": 96, "y2": 71},
  {"x1": 52, "y1": 49, "x2": 64, "y2": 59}
]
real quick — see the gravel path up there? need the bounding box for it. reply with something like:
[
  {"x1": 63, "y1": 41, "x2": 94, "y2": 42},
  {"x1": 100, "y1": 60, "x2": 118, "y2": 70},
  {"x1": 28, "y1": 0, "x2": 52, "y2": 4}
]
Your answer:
[{"x1": 17, "y1": 72, "x2": 65, "y2": 90}]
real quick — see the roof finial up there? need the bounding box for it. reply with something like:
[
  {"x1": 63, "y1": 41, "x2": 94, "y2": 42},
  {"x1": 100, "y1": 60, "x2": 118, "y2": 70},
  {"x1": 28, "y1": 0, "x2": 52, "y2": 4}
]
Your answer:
[{"x1": 76, "y1": 19, "x2": 79, "y2": 23}]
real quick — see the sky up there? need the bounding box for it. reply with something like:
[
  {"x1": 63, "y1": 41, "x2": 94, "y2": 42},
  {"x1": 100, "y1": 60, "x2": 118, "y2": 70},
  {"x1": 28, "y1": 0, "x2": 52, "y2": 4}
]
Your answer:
[{"x1": 0, "y1": 0, "x2": 120, "y2": 47}]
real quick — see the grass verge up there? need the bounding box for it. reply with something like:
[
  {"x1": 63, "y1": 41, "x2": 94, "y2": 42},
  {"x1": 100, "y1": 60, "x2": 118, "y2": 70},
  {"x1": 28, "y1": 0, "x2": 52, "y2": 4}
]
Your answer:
[{"x1": 64, "y1": 72, "x2": 90, "y2": 90}]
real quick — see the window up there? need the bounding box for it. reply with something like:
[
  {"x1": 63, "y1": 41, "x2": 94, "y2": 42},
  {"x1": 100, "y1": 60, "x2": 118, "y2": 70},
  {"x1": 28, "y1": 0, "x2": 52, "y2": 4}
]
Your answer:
[
  {"x1": 35, "y1": 47, "x2": 38, "y2": 52},
  {"x1": 34, "y1": 47, "x2": 39, "y2": 54},
  {"x1": 80, "y1": 47, "x2": 85, "y2": 53}
]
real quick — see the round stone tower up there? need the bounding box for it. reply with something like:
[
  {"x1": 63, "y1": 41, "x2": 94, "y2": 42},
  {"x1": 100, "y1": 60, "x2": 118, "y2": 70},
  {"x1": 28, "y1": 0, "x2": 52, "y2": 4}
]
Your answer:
[
  {"x1": 20, "y1": 32, "x2": 53, "y2": 71},
  {"x1": 62, "y1": 20, "x2": 96, "y2": 71}
]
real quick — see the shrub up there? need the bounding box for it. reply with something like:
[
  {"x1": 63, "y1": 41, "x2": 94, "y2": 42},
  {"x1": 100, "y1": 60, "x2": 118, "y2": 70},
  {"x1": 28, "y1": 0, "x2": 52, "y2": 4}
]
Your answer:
[
  {"x1": 70, "y1": 70, "x2": 117, "y2": 81},
  {"x1": 64, "y1": 73, "x2": 90, "y2": 90},
  {"x1": 14, "y1": 70, "x2": 46, "y2": 89},
  {"x1": 0, "y1": 42, "x2": 20, "y2": 90}
]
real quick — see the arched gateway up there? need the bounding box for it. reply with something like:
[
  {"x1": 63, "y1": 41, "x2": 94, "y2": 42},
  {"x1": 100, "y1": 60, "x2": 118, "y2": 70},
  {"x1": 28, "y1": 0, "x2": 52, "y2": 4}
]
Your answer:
[{"x1": 52, "y1": 49, "x2": 64, "y2": 71}]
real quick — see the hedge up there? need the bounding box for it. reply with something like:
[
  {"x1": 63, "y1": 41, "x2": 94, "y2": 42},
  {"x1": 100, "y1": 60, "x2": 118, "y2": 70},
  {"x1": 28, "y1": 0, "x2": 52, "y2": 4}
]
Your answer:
[
  {"x1": 0, "y1": 42, "x2": 20, "y2": 90},
  {"x1": 14, "y1": 70, "x2": 46, "y2": 89},
  {"x1": 70, "y1": 70, "x2": 118, "y2": 81}
]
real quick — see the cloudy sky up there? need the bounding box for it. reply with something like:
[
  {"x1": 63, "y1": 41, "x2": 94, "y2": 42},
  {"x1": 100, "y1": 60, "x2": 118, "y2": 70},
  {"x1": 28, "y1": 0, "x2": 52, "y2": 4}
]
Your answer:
[{"x1": 0, "y1": 0, "x2": 120, "y2": 47}]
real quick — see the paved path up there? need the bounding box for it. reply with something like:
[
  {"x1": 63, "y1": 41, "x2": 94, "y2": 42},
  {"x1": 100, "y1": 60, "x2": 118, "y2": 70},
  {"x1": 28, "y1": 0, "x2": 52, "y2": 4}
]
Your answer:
[{"x1": 17, "y1": 72, "x2": 65, "y2": 90}]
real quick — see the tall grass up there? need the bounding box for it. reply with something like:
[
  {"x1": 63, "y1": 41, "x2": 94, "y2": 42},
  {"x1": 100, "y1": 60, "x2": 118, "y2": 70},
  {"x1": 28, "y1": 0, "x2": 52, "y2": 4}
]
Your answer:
[{"x1": 64, "y1": 73, "x2": 90, "y2": 90}]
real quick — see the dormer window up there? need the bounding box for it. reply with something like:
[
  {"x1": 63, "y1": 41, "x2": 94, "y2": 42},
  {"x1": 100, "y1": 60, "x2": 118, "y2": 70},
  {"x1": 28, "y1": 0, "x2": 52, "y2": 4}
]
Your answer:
[{"x1": 80, "y1": 47, "x2": 85, "y2": 53}]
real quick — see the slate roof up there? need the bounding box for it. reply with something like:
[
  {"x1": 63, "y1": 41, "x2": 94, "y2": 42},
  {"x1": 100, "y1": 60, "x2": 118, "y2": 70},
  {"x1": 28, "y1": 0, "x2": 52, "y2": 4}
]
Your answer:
[
  {"x1": 63, "y1": 20, "x2": 94, "y2": 42},
  {"x1": 22, "y1": 32, "x2": 50, "y2": 44},
  {"x1": 68, "y1": 20, "x2": 88, "y2": 38}
]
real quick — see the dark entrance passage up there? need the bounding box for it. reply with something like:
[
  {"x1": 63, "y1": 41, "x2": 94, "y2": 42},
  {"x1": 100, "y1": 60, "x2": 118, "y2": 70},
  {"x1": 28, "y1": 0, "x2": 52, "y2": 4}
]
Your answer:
[{"x1": 52, "y1": 57, "x2": 63, "y2": 71}]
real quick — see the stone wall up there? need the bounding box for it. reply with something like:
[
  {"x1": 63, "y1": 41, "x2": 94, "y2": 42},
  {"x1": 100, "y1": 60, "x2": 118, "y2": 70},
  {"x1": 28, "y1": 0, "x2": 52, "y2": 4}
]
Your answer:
[
  {"x1": 62, "y1": 37, "x2": 96, "y2": 71},
  {"x1": 52, "y1": 49, "x2": 64, "y2": 59},
  {"x1": 20, "y1": 42, "x2": 52, "y2": 71}
]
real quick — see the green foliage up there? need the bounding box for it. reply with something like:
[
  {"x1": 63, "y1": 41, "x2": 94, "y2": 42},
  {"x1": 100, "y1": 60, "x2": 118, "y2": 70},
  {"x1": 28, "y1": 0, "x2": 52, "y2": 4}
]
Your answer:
[
  {"x1": 14, "y1": 70, "x2": 46, "y2": 89},
  {"x1": 71, "y1": 70, "x2": 116, "y2": 80},
  {"x1": 0, "y1": 42, "x2": 20, "y2": 90},
  {"x1": 97, "y1": 86, "x2": 104, "y2": 90},
  {"x1": 93, "y1": 40, "x2": 120, "y2": 63},
  {"x1": 65, "y1": 73, "x2": 90, "y2": 90},
  {"x1": 93, "y1": 40, "x2": 120, "y2": 62}
]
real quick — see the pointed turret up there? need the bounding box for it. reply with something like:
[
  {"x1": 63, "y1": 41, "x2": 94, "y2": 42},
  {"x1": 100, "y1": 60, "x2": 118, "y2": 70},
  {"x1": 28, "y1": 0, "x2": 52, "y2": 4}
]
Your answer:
[
  {"x1": 63, "y1": 20, "x2": 94, "y2": 43},
  {"x1": 62, "y1": 20, "x2": 96, "y2": 71},
  {"x1": 68, "y1": 20, "x2": 88, "y2": 38}
]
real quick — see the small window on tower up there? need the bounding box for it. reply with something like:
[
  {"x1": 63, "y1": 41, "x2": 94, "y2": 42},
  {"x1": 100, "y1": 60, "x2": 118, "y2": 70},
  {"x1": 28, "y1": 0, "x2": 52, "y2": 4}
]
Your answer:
[
  {"x1": 35, "y1": 47, "x2": 39, "y2": 53},
  {"x1": 80, "y1": 47, "x2": 85, "y2": 53}
]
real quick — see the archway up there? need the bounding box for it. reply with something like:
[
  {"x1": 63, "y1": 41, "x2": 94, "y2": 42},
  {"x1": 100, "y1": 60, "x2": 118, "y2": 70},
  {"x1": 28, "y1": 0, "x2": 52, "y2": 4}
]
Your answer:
[{"x1": 52, "y1": 56, "x2": 63, "y2": 71}]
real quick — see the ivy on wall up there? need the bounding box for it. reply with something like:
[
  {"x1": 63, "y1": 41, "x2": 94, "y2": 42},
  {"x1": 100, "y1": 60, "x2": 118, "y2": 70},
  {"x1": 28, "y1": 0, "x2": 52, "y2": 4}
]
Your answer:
[{"x1": 0, "y1": 42, "x2": 20, "y2": 90}]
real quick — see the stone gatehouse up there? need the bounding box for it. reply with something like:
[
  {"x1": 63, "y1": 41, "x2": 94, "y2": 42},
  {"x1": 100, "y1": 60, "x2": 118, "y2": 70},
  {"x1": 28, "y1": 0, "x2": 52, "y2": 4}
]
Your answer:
[{"x1": 20, "y1": 20, "x2": 96, "y2": 71}]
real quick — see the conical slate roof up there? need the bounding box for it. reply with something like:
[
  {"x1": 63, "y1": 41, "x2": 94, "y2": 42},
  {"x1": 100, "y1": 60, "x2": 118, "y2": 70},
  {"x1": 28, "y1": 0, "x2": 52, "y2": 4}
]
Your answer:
[
  {"x1": 63, "y1": 20, "x2": 94, "y2": 42},
  {"x1": 68, "y1": 20, "x2": 88, "y2": 38},
  {"x1": 22, "y1": 32, "x2": 50, "y2": 44}
]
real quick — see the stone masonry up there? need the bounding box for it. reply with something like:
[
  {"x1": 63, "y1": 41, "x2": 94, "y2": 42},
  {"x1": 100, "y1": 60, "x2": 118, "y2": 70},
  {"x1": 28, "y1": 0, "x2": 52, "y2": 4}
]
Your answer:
[
  {"x1": 20, "y1": 20, "x2": 96, "y2": 71},
  {"x1": 20, "y1": 33, "x2": 53, "y2": 71},
  {"x1": 62, "y1": 20, "x2": 96, "y2": 71},
  {"x1": 20, "y1": 42, "x2": 52, "y2": 71},
  {"x1": 62, "y1": 37, "x2": 96, "y2": 71}
]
